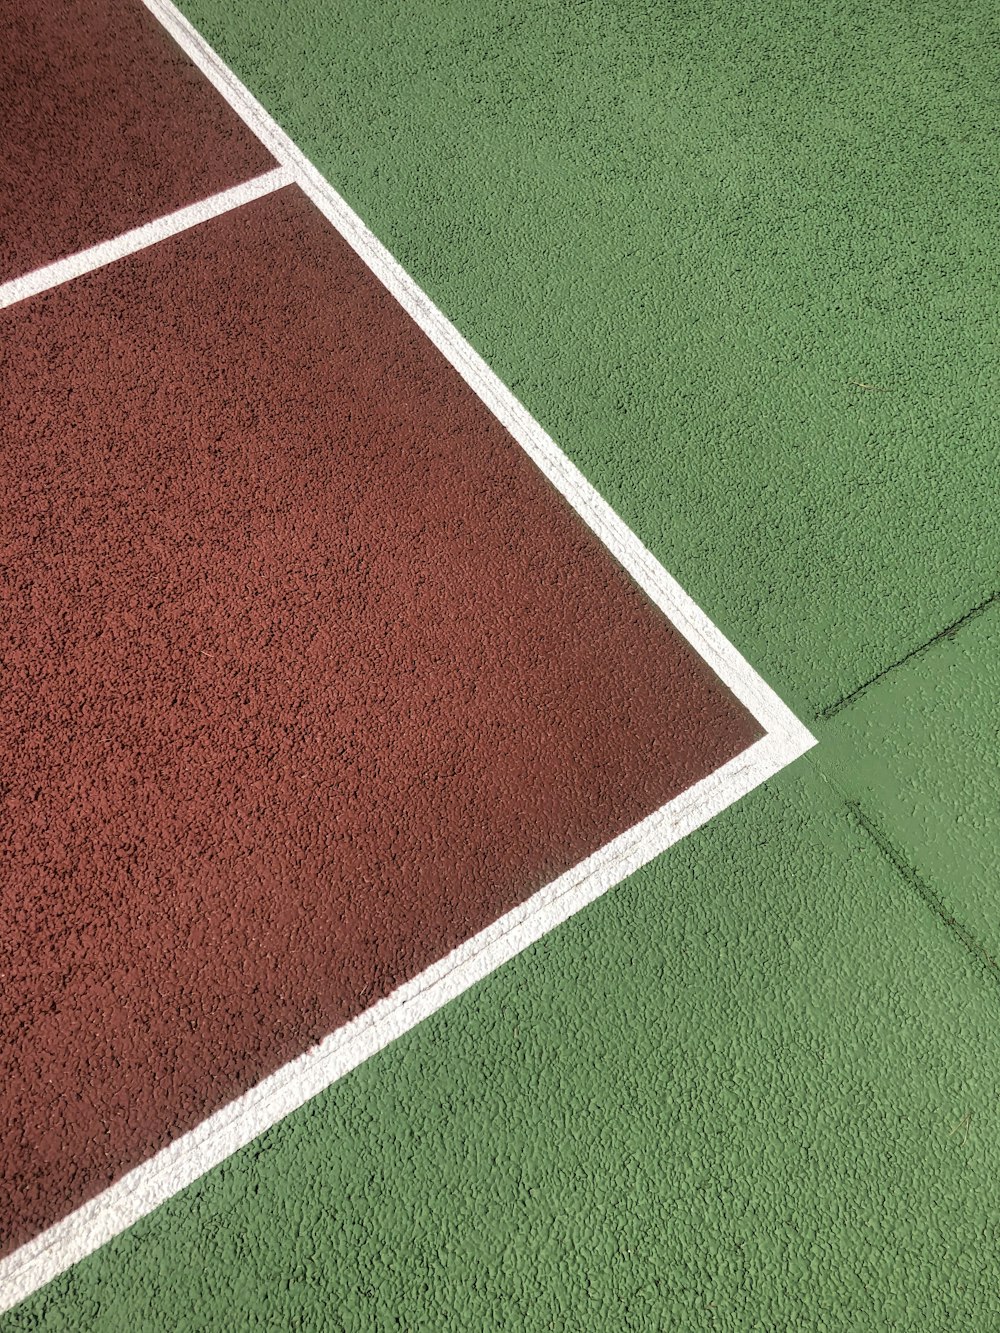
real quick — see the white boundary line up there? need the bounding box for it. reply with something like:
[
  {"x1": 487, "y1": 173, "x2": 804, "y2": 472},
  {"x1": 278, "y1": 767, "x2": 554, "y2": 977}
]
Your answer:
[
  {"x1": 0, "y1": 0, "x2": 816, "y2": 1314},
  {"x1": 0, "y1": 167, "x2": 291, "y2": 310}
]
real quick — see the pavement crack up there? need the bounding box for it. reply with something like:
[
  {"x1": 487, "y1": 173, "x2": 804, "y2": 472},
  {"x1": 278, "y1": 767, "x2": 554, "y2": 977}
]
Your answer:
[
  {"x1": 818, "y1": 589, "x2": 999, "y2": 721},
  {"x1": 847, "y1": 799, "x2": 1000, "y2": 990}
]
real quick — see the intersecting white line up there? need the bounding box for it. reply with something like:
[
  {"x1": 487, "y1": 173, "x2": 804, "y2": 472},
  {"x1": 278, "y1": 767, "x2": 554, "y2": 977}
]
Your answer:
[{"x1": 0, "y1": 166, "x2": 291, "y2": 310}]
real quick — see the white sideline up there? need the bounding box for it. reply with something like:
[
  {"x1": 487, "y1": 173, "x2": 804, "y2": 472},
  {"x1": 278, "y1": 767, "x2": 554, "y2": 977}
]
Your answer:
[
  {"x1": 0, "y1": 167, "x2": 291, "y2": 309},
  {"x1": 0, "y1": 0, "x2": 816, "y2": 1314}
]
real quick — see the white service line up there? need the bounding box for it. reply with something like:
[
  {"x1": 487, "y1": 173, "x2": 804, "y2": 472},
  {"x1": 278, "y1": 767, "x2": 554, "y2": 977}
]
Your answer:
[
  {"x1": 0, "y1": 0, "x2": 817, "y2": 1314},
  {"x1": 0, "y1": 166, "x2": 291, "y2": 309}
]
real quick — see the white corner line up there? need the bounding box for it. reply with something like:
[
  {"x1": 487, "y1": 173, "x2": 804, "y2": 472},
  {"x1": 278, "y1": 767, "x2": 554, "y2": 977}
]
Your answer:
[
  {"x1": 0, "y1": 731, "x2": 808, "y2": 1315},
  {"x1": 0, "y1": 166, "x2": 291, "y2": 310},
  {"x1": 0, "y1": 1, "x2": 817, "y2": 1315}
]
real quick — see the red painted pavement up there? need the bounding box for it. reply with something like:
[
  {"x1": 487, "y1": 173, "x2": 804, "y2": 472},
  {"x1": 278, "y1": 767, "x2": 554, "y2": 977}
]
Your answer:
[
  {"x1": 0, "y1": 0, "x2": 274, "y2": 283},
  {"x1": 0, "y1": 186, "x2": 762, "y2": 1255}
]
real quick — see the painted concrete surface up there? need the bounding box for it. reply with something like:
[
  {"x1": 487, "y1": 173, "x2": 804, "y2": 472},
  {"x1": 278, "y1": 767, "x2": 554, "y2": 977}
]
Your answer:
[
  {"x1": 9, "y1": 764, "x2": 1000, "y2": 1329},
  {"x1": 4, "y1": 0, "x2": 998, "y2": 1327},
  {"x1": 826, "y1": 602, "x2": 1000, "y2": 965}
]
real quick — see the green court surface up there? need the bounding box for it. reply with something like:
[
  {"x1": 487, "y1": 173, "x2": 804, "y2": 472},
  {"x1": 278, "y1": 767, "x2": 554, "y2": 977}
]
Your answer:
[
  {"x1": 6, "y1": 0, "x2": 998, "y2": 1328},
  {"x1": 826, "y1": 600, "x2": 999, "y2": 966}
]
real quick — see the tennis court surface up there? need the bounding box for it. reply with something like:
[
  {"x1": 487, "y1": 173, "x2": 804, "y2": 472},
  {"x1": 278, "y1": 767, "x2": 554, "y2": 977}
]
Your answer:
[{"x1": 2, "y1": 0, "x2": 997, "y2": 1327}]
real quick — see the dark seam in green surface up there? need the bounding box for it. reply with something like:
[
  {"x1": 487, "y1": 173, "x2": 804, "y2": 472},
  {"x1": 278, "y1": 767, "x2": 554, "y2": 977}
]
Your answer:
[
  {"x1": 816, "y1": 590, "x2": 1000, "y2": 721},
  {"x1": 847, "y1": 799, "x2": 1000, "y2": 990}
]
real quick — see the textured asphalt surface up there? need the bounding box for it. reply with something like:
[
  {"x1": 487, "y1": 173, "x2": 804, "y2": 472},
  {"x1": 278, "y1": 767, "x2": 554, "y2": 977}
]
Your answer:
[{"x1": 3, "y1": 0, "x2": 999, "y2": 1328}]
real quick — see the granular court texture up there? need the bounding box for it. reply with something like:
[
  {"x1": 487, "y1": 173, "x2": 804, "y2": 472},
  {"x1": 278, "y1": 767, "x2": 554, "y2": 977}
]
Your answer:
[
  {"x1": 0, "y1": 0, "x2": 273, "y2": 281},
  {"x1": 0, "y1": 183, "x2": 762, "y2": 1256},
  {"x1": 4, "y1": 0, "x2": 998, "y2": 1325}
]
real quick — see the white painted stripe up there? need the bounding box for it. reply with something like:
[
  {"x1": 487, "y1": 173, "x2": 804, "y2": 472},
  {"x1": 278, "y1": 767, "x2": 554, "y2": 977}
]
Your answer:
[
  {"x1": 0, "y1": 167, "x2": 291, "y2": 309},
  {"x1": 0, "y1": 732, "x2": 802, "y2": 1313},
  {"x1": 0, "y1": 1, "x2": 817, "y2": 1313}
]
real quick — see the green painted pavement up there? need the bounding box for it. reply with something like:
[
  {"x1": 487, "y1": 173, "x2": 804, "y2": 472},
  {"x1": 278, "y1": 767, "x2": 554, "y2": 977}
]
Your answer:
[
  {"x1": 6, "y1": 0, "x2": 998, "y2": 1326},
  {"x1": 825, "y1": 600, "x2": 1000, "y2": 965}
]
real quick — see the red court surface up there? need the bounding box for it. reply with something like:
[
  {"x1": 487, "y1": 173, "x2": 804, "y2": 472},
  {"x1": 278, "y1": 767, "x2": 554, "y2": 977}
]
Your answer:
[
  {"x1": 0, "y1": 183, "x2": 763, "y2": 1256},
  {"x1": 0, "y1": 0, "x2": 273, "y2": 281}
]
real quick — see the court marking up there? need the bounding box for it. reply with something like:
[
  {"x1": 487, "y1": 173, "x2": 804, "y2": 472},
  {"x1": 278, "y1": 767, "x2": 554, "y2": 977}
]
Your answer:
[
  {"x1": 0, "y1": 0, "x2": 816, "y2": 1313},
  {"x1": 1, "y1": 736, "x2": 797, "y2": 1311},
  {"x1": 0, "y1": 167, "x2": 291, "y2": 311}
]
